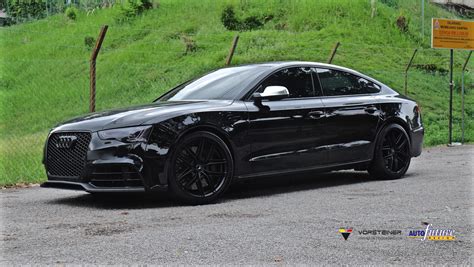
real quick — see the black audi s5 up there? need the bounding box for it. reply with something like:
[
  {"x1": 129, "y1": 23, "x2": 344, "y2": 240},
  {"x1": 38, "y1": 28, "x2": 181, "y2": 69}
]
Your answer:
[{"x1": 42, "y1": 61, "x2": 423, "y2": 204}]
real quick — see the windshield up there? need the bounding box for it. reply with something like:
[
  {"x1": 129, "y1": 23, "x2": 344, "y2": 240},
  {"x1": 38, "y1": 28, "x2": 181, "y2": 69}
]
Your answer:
[{"x1": 157, "y1": 65, "x2": 270, "y2": 101}]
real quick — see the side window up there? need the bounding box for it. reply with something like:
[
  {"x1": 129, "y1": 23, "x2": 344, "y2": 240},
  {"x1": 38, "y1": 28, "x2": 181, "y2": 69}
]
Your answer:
[
  {"x1": 259, "y1": 67, "x2": 315, "y2": 98},
  {"x1": 316, "y1": 68, "x2": 381, "y2": 96}
]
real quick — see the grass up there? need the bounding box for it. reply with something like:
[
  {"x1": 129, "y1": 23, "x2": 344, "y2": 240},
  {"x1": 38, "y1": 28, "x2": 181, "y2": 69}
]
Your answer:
[{"x1": 0, "y1": 0, "x2": 472, "y2": 185}]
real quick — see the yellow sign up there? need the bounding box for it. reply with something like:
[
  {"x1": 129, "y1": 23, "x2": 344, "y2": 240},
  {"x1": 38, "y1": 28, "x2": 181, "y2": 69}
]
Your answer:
[{"x1": 432, "y1": 18, "x2": 474, "y2": 50}]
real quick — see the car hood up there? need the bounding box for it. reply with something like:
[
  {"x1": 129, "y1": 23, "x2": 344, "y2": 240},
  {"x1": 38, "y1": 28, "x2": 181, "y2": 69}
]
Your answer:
[{"x1": 51, "y1": 100, "x2": 233, "y2": 133}]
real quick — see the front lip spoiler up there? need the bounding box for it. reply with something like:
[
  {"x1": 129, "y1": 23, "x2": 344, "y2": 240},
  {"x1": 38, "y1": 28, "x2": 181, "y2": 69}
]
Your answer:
[{"x1": 41, "y1": 180, "x2": 146, "y2": 193}]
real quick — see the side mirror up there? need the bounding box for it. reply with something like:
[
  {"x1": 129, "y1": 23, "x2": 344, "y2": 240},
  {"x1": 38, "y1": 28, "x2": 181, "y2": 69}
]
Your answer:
[{"x1": 253, "y1": 86, "x2": 289, "y2": 102}]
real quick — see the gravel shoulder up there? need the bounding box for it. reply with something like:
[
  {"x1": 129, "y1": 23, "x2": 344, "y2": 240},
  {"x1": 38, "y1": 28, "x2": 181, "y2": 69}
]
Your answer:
[{"x1": 1, "y1": 145, "x2": 472, "y2": 265}]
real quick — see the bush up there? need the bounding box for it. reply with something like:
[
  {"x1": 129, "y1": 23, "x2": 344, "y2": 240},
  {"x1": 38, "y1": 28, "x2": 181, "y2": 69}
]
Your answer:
[
  {"x1": 6, "y1": 0, "x2": 46, "y2": 20},
  {"x1": 221, "y1": 5, "x2": 239, "y2": 31},
  {"x1": 65, "y1": 7, "x2": 78, "y2": 20},
  {"x1": 181, "y1": 35, "x2": 197, "y2": 55},
  {"x1": 220, "y1": 5, "x2": 267, "y2": 31},
  {"x1": 396, "y1": 15, "x2": 409, "y2": 33},
  {"x1": 116, "y1": 0, "x2": 154, "y2": 22},
  {"x1": 380, "y1": 0, "x2": 398, "y2": 8},
  {"x1": 241, "y1": 16, "x2": 263, "y2": 31},
  {"x1": 84, "y1": 36, "x2": 95, "y2": 49}
]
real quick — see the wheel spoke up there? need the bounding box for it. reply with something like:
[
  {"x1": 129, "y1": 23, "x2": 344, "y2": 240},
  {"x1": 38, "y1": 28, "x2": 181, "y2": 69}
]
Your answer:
[
  {"x1": 177, "y1": 168, "x2": 193, "y2": 182},
  {"x1": 196, "y1": 139, "x2": 206, "y2": 161},
  {"x1": 204, "y1": 169, "x2": 227, "y2": 176},
  {"x1": 195, "y1": 174, "x2": 205, "y2": 196},
  {"x1": 397, "y1": 151, "x2": 409, "y2": 159},
  {"x1": 394, "y1": 132, "x2": 403, "y2": 147},
  {"x1": 395, "y1": 154, "x2": 406, "y2": 165},
  {"x1": 184, "y1": 147, "x2": 198, "y2": 162},
  {"x1": 183, "y1": 174, "x2": 198, "y2": 189},
  {"x1": 393, "y1": 157, "x2": 399, "y2": 171},
  {"x1": 204, "y1": 144, "x2": 215, "y2": 163},
  {"x1": 396, "y1": 139, "x2": 407, "y2": 150},
  {"x1": 388, "y1": 155, "x2": 394, "y2": 170},
  {"x1": 205, "y1": 160, "x2": 226, "y2": 166},
  {"x1": 177, "y1": 155, "x2": 194, "y2": 168},
  {"x1": 201, "y1": 171, "x2": 215, "y2": 190}
]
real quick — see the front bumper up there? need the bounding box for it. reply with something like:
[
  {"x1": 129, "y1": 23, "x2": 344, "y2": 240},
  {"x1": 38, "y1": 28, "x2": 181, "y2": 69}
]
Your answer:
[
  {"x1": 41, "y1": 180, "x2": 145, "y2": 193},
  {"x1": 411, "y1": 126, "x2": 424, "y2": 157},
  {"x1": 43, "y1": 131, "x2": 164, "y2": 192}
]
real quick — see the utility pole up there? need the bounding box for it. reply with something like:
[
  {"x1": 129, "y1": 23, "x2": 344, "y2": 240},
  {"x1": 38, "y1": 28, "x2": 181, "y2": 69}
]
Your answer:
[
  {"x1": 448, "y1": 49, "x2": 454, "y2": 145},
  {"x1": 461, "y1": 51, "x2": 472, "y2": 144}
]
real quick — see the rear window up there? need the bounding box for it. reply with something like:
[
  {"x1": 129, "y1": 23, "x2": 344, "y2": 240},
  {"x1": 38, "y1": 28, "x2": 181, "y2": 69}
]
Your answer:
[{"x1": 316, "y1": 68, "x2": 381, "y2": 96}]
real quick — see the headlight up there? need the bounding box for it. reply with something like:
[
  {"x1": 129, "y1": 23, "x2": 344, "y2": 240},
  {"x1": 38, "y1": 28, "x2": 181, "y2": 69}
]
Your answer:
[{"x1": 98, "y1": 126, "x2": 152, "y2": 142}]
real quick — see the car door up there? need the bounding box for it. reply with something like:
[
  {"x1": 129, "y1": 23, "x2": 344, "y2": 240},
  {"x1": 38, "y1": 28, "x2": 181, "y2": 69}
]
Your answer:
[
  {"x1": 244, "y1": 67, "x2": 327, "y2": 175},
  {"x1": 315, "y1": 68, "x2": 381, "y2": 164}
]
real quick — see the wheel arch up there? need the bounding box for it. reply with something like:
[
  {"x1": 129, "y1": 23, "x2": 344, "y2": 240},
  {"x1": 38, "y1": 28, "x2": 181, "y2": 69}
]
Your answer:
[
  {"x1": 176, "y1": 125, "x2": 236, "y2": 159},
  {"x1": 373, "y1": 117, "x2": 412, "y2": 158}
]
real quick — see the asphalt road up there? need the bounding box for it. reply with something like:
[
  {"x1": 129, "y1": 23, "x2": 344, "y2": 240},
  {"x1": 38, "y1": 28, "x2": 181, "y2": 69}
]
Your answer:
[{"x1": 1, "y1": 145, "x2": 472, "y2": 265}]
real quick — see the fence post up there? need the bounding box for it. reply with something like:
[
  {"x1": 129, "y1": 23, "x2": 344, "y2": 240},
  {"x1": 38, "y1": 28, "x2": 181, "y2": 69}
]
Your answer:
[
  {"x1": 371, "y1": 0, "x2": 376, "y2": 18},
  {"x1": 404, "y1": 48, "x2": 418, "y2": 96},
  {"x1": 461, "y1": 51, "x2": 472, "y2": 144},
  {"x1": 89, "y1": 25, "x2": 108, "y2": 113},
  {"x1": 327, "y1": 42, "x2": 340, "y2": 64},
  {"x1": 225, "y1": 35, "x2": 239, "y2": 66}
]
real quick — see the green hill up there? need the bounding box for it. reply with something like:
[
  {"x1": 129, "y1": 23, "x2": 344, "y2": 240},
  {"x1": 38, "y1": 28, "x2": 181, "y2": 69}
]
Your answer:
[{"x1": 0, "y1": 0, "x2": 472, "y2": 185}]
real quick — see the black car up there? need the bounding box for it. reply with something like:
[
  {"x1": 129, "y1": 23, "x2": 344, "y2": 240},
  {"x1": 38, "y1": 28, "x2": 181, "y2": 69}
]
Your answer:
[{"x1": 42, "y1": 61, "x2": 423, "y2": 204}]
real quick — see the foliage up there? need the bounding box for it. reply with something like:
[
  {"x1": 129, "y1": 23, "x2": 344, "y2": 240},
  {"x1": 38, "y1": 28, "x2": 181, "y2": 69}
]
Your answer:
[
  {"x1": 84, "y1": 36, "x2": 95, "y2": 49},
  {"x1": 65, "y1": 6, "x2": 78, "y2": 20},
  {"x1": 221, "y1": 5, "x2": 239, "y2": 31},
  {"x1": 6, "y1": 0, "x2": 47, "y2": 20},
  {"x1": 380, "y1": 0, "x2": 398, "y2": 8},
  {"x1": 221, "y1": 5, "x2": 267, "y2": 31},
  {"x1": 396, "y1": 15, "x2": 409, "y2": 32},
  {"x1": 181, "y1": 35, "x2": 197, "y2": 54},
  {"x1": 0, "y1": 0, "x2": 471, "y2": 186},
  {"x1": 116, "y1": 0, "x2": 153, "y2": 22}
]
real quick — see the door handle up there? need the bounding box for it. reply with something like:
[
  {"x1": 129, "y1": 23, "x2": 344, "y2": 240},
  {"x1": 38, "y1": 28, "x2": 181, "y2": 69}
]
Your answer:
[
  {"x1": 308, "y1": 110, "x2": 325, "y2": 119},
  {"x1": 364, "y1": 106, "x2": 378, "y2": 114}
]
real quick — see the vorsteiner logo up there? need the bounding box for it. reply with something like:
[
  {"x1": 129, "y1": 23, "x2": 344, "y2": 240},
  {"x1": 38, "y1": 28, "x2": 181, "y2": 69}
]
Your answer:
[
  {"x1": 358, "y1": 230, "x2": 402, "y2": 235},
  {"x1": 339, "y1": 228, "x2": 353, "y2": 240}
]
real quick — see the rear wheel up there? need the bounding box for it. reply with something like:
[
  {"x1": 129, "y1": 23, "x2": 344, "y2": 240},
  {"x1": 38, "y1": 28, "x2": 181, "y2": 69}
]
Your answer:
[
  {"x1": 168, "y1": 131, "x2": 233, "y2": 204},
  {"x1": 369, "y1": 124, "x2": 411, "y2": 180}
]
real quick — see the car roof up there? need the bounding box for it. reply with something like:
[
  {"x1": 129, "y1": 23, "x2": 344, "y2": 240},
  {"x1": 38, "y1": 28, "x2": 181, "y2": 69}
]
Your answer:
[{"x1": 235, "y1": 61, "x2": 367, "y2": 77}]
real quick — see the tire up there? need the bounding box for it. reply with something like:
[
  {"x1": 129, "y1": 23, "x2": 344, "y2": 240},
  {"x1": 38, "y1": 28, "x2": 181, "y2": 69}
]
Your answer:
[
  {"x1": 168, "y1": 131, "x2": 234, "y2": 205},
  {"x1": 369, "y1": 124, "x2": 411, "y2": 180}
]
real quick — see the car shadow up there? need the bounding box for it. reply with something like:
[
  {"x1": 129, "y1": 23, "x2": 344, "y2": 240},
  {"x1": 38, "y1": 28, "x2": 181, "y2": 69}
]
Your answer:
[{"x1": 45, "y1": 170, "x2": 386, "y2": 209}]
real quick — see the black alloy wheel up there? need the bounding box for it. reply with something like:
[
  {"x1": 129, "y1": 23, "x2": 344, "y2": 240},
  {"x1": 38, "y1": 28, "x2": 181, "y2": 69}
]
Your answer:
[
  {"x1": 168, "y1": 131, "x2": 233, "y2": 204},
  {"x1": 369, "y1": 124, "x2": 411, "y2": 180}
]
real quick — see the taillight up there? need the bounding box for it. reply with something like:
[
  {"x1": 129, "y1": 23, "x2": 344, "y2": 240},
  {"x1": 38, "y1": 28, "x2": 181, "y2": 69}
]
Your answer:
[{"x1": 414, "y1": 105, "x2": 421, "y2": 114}]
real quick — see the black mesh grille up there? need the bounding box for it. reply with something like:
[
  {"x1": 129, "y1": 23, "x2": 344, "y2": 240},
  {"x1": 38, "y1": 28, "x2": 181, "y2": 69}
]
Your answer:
[{"x1": 46, "y1": 132, "x2": 91, "y2": 178}]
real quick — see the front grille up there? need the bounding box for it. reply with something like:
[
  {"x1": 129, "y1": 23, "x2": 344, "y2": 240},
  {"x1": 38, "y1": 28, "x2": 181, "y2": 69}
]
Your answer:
[
  {"x1": 46, "y1": 132, "x2": 91, "y2": 178},
  {"x1": 88, "y1": 165, "x2": 143, "y2": 187}
]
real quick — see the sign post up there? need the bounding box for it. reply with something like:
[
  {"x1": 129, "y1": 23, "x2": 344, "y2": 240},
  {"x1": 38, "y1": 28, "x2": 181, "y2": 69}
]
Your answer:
[{"x1": 431, "y1": 18, "x2": 474, "y2": 145}]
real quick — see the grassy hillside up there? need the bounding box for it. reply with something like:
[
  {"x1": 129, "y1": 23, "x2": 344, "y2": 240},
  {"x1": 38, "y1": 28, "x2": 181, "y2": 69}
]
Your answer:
[{"x1": 0, "y1": 0, "x2": 472, "y2": 185}]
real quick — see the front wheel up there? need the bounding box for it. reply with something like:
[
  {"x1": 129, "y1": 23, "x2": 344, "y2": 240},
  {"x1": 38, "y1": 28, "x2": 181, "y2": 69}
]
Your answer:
[
  {"x1": 168, "y1": 131, "x2": 233, "y2": 205},
  {"x1": 369, "y1": 124, "x2": 411, "y2": 180}
]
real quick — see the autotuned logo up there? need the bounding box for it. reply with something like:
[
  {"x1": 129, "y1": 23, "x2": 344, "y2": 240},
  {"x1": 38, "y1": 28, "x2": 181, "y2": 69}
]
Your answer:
[
  {"x1": 56, "y1": 136, "x2": 78, "y2": 149},
  {"x1": 408, "y1": 223, "x2": 456, "y2": 241},
  {"x1": 339, "y1": 227, "x2": 353, "y2": 240}
]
